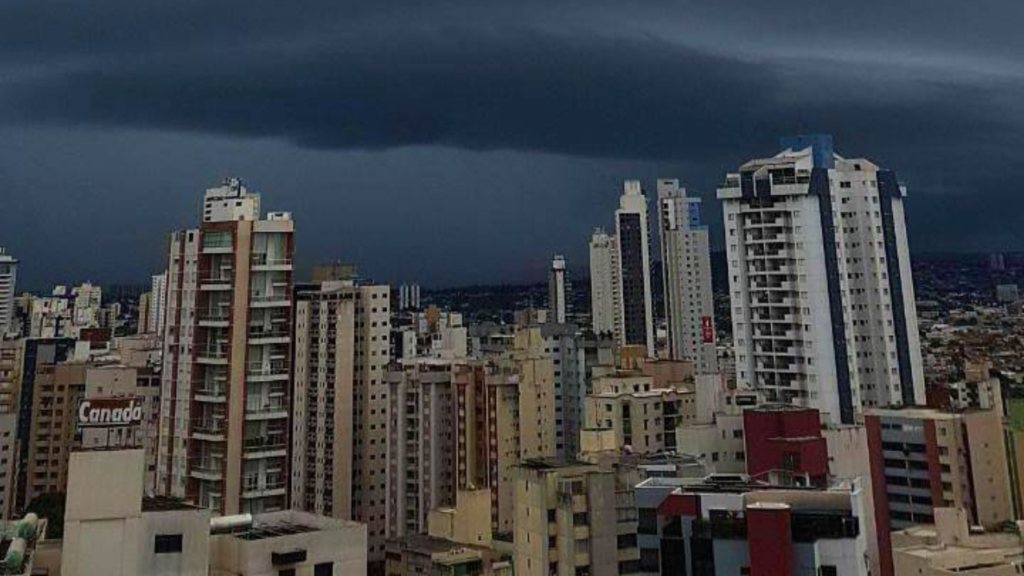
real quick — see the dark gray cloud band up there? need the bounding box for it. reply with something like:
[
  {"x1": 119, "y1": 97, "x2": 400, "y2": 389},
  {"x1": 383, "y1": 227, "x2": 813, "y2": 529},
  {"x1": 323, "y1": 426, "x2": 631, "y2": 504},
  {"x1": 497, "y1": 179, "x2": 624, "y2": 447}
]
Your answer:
[{"x1": 2, "y1": 0, "x2": 1024, "y2": 286}]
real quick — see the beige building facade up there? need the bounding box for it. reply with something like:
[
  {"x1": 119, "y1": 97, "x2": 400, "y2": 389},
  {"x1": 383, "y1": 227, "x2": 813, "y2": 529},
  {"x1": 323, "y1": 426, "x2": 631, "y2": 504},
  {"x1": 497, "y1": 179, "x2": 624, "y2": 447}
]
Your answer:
[
  {"x1": 158, "y1": 179, "x2": 295, "y2": 516},
  {"x1": 291, "y1": 280, "x2": 390, "y2": 561}
]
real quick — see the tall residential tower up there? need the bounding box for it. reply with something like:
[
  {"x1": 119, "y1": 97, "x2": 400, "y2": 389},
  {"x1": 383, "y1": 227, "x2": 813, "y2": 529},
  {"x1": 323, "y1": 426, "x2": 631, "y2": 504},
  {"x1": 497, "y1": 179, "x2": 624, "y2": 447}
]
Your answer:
[
  {"x1": 589, "y1": 181, "x2": 655, "y2": 357},
  {"x1": 157, "y1": 178, "x2": 295, "y2": 516},
  {"x1": 548, "y1": 255, "x2": 568, "y2": 324},
  {"x1": 0, "y1": 249, "x2": 17, "y2": 337},
  {"x1": 717, "y1": 135, "x2": 924, "y2": 424},
  {"x1": 291, "y1": 279, "x2": 391, "y2": 561},
  {"x1": 657, "y1": 179, "x2": 718, "y2": 373}
]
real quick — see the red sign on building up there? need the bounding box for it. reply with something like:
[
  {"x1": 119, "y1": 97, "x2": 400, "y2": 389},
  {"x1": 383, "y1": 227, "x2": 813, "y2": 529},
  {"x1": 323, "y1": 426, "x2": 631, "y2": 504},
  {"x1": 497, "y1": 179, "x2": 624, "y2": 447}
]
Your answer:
[{"x1": 701, "y1": 316, "x2": 714, "y2": 343}]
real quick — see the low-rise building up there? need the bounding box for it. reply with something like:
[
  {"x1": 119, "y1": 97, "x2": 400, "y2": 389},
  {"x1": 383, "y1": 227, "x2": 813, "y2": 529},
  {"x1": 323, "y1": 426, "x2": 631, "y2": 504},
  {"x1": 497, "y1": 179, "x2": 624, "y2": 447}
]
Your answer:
[
  {"x1": 62, "y1": 447, "x2": 368, "y2": 576},
  {"x1": 892, "y1": 508, "x2": 1024, "y2": 575},
  {"x1": 514, "y1": 459, "x2": 619, "y2": 576},
  {"x1": 585, "y1": 369, "x2": 694, "y2": 454},
  {"x1": 655, "y1": 475, "x2": 870, "y2": 576},
  {"x1": 385, "y1": 534, "x2": 513, "y2": 576},
  {"x1": 210, "y1": 510, "x2": 367, "y2": 576}
]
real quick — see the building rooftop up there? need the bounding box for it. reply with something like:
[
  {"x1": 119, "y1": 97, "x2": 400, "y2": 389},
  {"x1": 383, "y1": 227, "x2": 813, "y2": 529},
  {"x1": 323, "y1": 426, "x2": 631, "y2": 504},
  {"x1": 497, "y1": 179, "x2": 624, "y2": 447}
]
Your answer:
[
  {"x1": 519, "y1": 458, "x2": 597, "y2": 471},
  {"x1": 235, "y1": 522, "x2": 318, "y2": 541},
  {"x1": 142, "y1": 496, "x2": 201, "y2": 513}
]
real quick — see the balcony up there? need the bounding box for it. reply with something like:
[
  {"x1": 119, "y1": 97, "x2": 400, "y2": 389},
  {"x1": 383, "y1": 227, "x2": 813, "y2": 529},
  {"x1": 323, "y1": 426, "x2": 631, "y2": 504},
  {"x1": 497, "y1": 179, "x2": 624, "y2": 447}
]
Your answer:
[
  {"x1": 242, "y1": 475, "x2": 287, "y2": 498},
  {"x1": 248, "y1": 326, "x2": 291, "y2": 344},
  {"x1": 199, "y1": 272, "x2": 234, "y2": 291},
  {"x1": 198, "y1": 308, "x2": 231, "y2": 327},
  {"x1": 245, "y1": 399, "x2": 288, "y2": 420},
  {"x1": 244, "y1": 436, "x2": 288, "y2": 458},
  {"x1": 190, "y1": 460, "x2": 224, "y2": 481},
  {"x1": 251, "y1": 253, "x2": 293, "y2": 271},
  {"x1": 247, "y1": 361, "x2": 289, "y2": 382},
  {"x1": 249, "y1": 294, "x2": 291, "y2": 308},
  {"x1": 196, "y1": 348, "x2": 229, "y2": 365},
  {"x1": 194, "y1": 421, "x2": 227, "y2": 441},
  {"x1": 195, "y1": 385, "x2": 227, "y2": 403}
]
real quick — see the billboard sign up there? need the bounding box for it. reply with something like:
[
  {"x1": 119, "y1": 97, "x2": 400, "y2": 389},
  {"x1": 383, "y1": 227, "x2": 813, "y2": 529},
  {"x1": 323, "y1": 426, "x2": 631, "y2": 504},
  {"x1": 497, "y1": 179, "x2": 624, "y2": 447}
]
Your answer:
[
  {"x1": 701, "y1": 316, "x2": 715, "y2": 344},
  {"x1": 78, "y1": 397, "x2": 144, "y2": 428}
]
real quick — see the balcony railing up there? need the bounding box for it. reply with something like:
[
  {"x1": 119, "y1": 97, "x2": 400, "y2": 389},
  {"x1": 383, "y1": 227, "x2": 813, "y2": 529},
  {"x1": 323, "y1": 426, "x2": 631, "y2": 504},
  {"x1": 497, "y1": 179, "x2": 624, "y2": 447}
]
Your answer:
[
  {"x1": 247, "y1": 361, "x2": 288, "y2": 377},
  {"x1": 244, "y1": 436, "x2": 287, "y2": 451},
  {"x1": 197, "y1": 308, "x2": 231, "y2": 322},
  {"x1": 243, "y1": 475, "x2": 286, "y2": 492},
  {"x1": 251, "y1": 253, "x2": 292, "y2": 267},
  {"x1": 194, "y1": 421, "x2": 226, "y2": 436},
  {"x1": 245, "y1": 400, "x2": 287, "y2": 416},
  {"x1": 192, "y1": 458, "x2": 224, "y2": 476},
  {"x1": 248, "y1": 327, "x2": 290, "y2": 339}
]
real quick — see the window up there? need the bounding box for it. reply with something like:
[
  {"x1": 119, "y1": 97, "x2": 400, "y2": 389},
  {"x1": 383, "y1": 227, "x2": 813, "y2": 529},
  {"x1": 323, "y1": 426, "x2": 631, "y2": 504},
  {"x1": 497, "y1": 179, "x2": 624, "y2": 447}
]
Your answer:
[
  {"x1": 279, "y1": 570, "x2": 296, "y2": 576},
  {"x1": 314, "y1": 562, "x2": 333, "y2": 576},
  {"x1": 638, "y1": 508, "x2": 658, "y2": 535},
  {"x1": 819, "y1": 567, "x2": 837, "y2": 576},
  {"x1": 154, "y1": 534, "x2": 183, "y2": 554}
]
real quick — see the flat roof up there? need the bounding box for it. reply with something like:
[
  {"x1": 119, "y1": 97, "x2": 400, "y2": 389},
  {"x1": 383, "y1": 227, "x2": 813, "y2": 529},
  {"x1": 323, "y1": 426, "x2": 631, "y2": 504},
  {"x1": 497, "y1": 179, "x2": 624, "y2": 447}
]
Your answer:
[
  {"x1": 142, "y1": 496, "x2": 201, "y2": 512},
  {"x1": 235, "y1": 521, "x2": 319, "y2": 541}
]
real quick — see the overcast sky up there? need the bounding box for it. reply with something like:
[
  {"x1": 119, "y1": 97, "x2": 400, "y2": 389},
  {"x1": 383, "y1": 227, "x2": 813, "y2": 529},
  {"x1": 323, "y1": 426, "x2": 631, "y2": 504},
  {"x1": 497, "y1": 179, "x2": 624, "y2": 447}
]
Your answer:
[{"x1": 2, "y1": 0, "x2": 1023, "y2": 289}]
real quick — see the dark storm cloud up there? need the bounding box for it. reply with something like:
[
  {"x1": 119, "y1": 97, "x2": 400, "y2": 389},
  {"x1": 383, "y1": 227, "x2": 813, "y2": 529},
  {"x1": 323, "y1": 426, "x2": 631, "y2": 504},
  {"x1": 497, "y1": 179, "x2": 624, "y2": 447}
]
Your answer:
[
  {"x1": 1, "y1": 0, "x2": 1023, "y2": 286},
  {"x1": 3, "y1": 0, "x2": 1024, "y2": 161}
]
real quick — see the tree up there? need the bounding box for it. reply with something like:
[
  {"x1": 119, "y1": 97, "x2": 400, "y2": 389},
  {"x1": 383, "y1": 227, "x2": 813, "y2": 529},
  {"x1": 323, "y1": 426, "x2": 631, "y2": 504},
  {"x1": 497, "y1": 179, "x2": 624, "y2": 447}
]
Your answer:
[{"x1": 25, "y1": 492, "x2": 65, "y2": 539}]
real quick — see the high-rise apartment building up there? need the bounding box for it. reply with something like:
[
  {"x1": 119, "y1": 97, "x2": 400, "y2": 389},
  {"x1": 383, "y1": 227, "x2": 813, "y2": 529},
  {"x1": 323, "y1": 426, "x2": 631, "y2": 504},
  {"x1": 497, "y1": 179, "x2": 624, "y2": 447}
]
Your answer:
[
  {"x1": 149, "y1": 272, "x2": 168, "y2": 336},
  {"x1": 23, "y1": 362, "x2": 86, "y2": 507},
  {"x1": 0, "y1": 248, "x2": 17, "y2": 337},
  {"x1": 588, "y1": 228, "x2": 618, "y2": 338},
  {"x1": 718, "y1": 135, "x2": 924, "y2": 424},
  {"x1": 385, "y1": 359, "x2": 456, "y2": 539},
  {"x1": 537, "y1": 323, "x2": 583, "y2": 459},
  {"x1": 291, "y1": 280, "x2": 391, "y2": 561},
  {"x1": 15, "y1": 337, "x2": 75, "y2": 510},
  {"x1": 657, "y1": 180, "x2": 718, "y2": 373},
  {"x1": 589, "y1": 182, "x2": 655, "y2": 357},
  {"x1": 548, "y1": 255, "x2": 568, "y2": 324},
  {"x1": 616, "y1": 182, "x2": 655, "y2": 357},
  {"x1": 157, "y1": 178, "x2": 294, "y2": 517},
  {"x1": 866, "y1": 406, "x2": 1013, "y2": 576},
  {"x1": 512, "y1": 329, "x2": 558, "y2": 460},
  {"x1": 452, "y1": 362, "x2": 522, "y2": 535},
  {"x1": 398, "y1": 283, "x2": 422, "y2": 311}
]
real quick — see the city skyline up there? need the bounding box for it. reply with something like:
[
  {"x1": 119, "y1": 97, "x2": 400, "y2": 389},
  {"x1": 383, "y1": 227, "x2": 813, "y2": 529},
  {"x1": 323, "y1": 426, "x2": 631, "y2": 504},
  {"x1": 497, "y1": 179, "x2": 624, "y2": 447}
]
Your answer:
[{"x1": 3, "y1": 1, "x2": 1024, "y2": 290}]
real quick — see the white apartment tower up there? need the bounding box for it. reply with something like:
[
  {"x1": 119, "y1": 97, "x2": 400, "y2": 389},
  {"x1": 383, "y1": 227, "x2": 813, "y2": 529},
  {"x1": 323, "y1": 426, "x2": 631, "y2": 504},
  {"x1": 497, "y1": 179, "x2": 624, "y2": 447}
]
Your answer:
[
  {"x1": 149, "y1": 272, "x2": 167, "y2": 335},
  {"x1": 657, "y1": 179, "x2": 718, "y2": 373},
  {"x1": 717, "y1": 135, "x2": 924, "y2": 424},
  {"x1": 548, "y1": 255, "x2": 568, "y2": 324},
  {"x1": 0, "y1": 248, "x2": 17, "y2": 336},
  {"x1": 291, "y1": 280, "x2": 391, "y2": 562},
  {"x1": 158, "y1": 178, "x2": 294, "y2": 516},
  {"x1": 588, "y1": 229, "x2": 618, "y2": 337}
]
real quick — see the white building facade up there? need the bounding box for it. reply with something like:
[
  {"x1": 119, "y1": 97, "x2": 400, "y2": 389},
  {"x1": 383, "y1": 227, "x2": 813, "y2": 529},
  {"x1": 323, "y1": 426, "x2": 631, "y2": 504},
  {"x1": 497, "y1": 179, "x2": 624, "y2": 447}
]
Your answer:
[
  {"x1": 717, "y1": 135, "x2": 924, "y2": 424},
  {"x1": 657, "y1": 179, "x2": 718, "y2": 373},
  {"x1": 0, "y1": 249, "x2": 16, "y2": 337}
]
